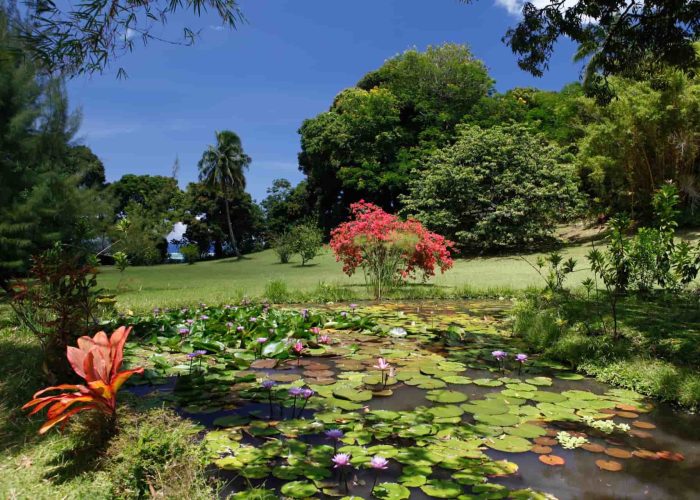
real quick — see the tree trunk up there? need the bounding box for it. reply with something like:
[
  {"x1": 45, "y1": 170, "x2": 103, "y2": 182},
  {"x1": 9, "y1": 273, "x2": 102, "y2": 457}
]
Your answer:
[{"x1": 224, "y1": 198, "x2": 240, "y2": 258}]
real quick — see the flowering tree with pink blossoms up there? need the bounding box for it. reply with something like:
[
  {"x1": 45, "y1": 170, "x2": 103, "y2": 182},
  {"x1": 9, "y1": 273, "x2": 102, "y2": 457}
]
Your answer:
[{"x1": 330, "y1": 201, "x2": 454, "y2": 298}]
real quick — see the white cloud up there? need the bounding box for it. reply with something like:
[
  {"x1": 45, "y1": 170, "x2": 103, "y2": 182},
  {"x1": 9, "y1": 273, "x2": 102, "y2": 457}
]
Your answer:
[
  {"x1": 82, "y1": 123, "x2": 140, "y2": 139},
  {"x1": 209, "y1": 25, "x2": 225, "y2": 32}
]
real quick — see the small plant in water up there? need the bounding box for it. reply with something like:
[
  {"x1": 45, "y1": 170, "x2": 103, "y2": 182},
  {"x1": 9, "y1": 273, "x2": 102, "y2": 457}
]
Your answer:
[
  {"x1": 582, "y1": 415, "x2": 630, "y2": 434},
  {"x1": 515, "y1": 353, "x2": 528, "y2": 375},
  {"x1": 556, "y1": 431, "x2": 588, "y2": 449}
]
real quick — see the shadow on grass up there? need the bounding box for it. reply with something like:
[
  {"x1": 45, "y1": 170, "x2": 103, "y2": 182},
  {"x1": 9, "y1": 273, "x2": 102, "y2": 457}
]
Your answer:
[{"x1": 0, "y1": 331, "x2": 44, "y2": 451}]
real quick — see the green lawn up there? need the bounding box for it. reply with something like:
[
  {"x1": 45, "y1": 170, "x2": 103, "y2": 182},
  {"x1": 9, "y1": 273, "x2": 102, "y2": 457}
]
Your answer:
[
  {"x1": 97, "y1": 243, "x2": 601, "y2": 310},
  {"x1": 98, "y1": 228, "x2": 700, "y2": 311}
]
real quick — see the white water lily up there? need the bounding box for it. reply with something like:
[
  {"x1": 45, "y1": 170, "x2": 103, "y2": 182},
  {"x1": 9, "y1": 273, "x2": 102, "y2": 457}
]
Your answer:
[{"x1": 388, "y1": 327, "x2": 407, "y2": 337}]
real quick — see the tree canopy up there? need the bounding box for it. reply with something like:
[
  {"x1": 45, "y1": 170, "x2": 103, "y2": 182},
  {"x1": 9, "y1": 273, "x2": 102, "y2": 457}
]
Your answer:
[{"x1": 462, "y1": 1, "x2": 700, "y2": 101}]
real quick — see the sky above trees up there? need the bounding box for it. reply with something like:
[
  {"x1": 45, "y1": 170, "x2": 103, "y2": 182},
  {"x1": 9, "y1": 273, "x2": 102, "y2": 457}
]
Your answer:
[{"x1": 68, "y1": 0, "x2": 578, "y2": 201}]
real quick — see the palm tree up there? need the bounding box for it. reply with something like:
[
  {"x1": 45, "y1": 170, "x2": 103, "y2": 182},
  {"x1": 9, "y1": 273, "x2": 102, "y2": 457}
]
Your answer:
[{"x1": 198, "y1": 130, "x2": 251, "y2": 258}]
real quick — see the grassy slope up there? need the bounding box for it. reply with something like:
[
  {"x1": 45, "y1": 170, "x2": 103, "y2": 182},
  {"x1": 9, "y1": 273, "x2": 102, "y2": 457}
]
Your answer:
[{"x1": 98, "y1": 244, "x2": 599, "y2": 310}]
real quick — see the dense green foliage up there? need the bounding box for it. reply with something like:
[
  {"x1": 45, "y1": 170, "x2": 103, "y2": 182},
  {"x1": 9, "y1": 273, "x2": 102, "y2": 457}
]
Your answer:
[
  {"x1": 577, "y1": 69, "x2": 700, "y2": 219},
  {"x1": 260, "y1": 178, "x2": 312, "y2": 237},
  {"x1": 299, "y1": 44, "x2": 493, "y2": 232},
  {"x1": 402, "y1": 124, "x2": 580, "y2": 252},
  {"x1": 0, "y1": 9, "x2": 109, "y2": 284},
  {"x1": 461, "y1": 1, "x2": 700, "y2": 102}
]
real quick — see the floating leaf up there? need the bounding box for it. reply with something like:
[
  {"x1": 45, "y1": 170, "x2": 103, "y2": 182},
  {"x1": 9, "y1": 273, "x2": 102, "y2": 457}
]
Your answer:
[
  {"x1": 595, "y1": 459, "x2": 622, "y2": 472},
  {"x1": 485, "y1": 435, "x2": 532, "y2": 453},
  {"x1": 280, "y1": 481, "x2": 318, "y2": 498},
  {"x1": 473, "y1": 378, "x2": 503, "y2": 387},
  {"x1": 373, "y1": 482, "x2": 410, "y2": 500},
  {"x1": 604, "y1": 448, "x2": 632, "y2": 459},
  {"x1": 525, "y1": 377, "x2": 552, "y2": 387},
  {"x1": 539, "y1": 454, "x2": 565, "y2": 466},
  {"x1": 632, "y1": 421, "x2": 656, "y2": 430},
  {"x1": 420, "y1": 479, "x2": 463, "y2": 498},
  {"x1": 426, "y1": 389, "x2": 468, "y2": 404},
  {"x1": 581, "y1": 443, "x2": 605, "y2": 453},
  {"x1": 555, "y1": 372, "x2": 584, "y2": 380},
  {"x1": 474, "y1": 413, "x2": 520, "y2": 427}
]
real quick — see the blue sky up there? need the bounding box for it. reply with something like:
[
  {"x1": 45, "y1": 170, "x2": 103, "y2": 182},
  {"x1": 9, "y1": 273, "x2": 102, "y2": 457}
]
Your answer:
[{"x1": 68, "y1": 0, "x2": 580, "y2": 202}]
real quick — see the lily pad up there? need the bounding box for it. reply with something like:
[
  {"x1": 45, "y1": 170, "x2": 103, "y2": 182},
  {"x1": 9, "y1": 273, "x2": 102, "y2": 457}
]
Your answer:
[
  {"x1": 420, "y1": 479, "x2": 463, "y2": 498},
  {"x1": 485, "y1": 435, "x2": 533, "y2": 453},
  {"x1": 373, "y1": 482, "x2": 410, "y2": 500},
  {"x1": 426, "y1": 390, "x2": 468, "y2": 404},
  {"x1": 473, "y1": 378, "x2": 503, "y2": 387},
  {"x1": 280, "y1": 481, "x2": 318, "y2": 498}
]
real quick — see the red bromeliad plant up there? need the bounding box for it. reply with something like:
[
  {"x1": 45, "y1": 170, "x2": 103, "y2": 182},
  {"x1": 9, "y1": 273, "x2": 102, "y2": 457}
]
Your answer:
[
  {"x1": 23, "y1": 326, "x2": 143, "y2": 434},
  {"x1": 330, "y1": 201, "x2": 454, "y2": 298}
]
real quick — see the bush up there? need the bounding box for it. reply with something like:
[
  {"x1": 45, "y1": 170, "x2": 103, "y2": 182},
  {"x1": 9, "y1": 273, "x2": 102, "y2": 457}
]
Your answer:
[
  {"x1": 291, "y1": 222, "x2": 323, "y2": 266},
  {"x1": 272, "y1": 232, "x2": 295, "y2": 264},
  {"x1": 9, "y1": 244, "x2": 100, "y2": 380},
  {"x1": 331, "y1": 201, "x2": 454, "y2": 298},
  {"x1": 264, "y1": 279, "x2": 290, "y2": 303},
  {"x1": 104, "y1": 408, "x2": 213, "y2": 499},
  {"x1": 401, "y1": 123, "x2": 581, "y2": 252},
  {"x1": 180, "y1": 244, "x2": 200, "y2": 265}
]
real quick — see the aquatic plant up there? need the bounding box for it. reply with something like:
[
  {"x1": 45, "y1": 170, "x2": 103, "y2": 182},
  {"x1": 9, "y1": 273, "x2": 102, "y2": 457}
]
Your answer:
[{"x1": 556, "y1": 431, "x2": 588, "y2": 449}]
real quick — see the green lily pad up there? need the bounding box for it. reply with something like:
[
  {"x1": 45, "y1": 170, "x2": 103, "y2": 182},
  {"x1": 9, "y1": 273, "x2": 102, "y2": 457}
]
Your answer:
[
  {"x1": 420, "y1": 479, "x2": 463, "y2": 498},
  {"x1": 473, "y1": 378, "x2": 503, "y2": 387},
  {"x1": 440, "y1": 375, "x2": 472, "y2": 384},
  {"x1": 525, "y1": 377, "x2": 553, "y2": 386},
  {"x1": 333, "y1": 386, "x2": 373, "y2": 402},
  {"x1": 485, "y1": 435, "x2": 533, "y2": 453},
  {"x1": 426, "y1": 389, "x2": 468, "y2": 404},
  {"x1": 504, "y1": 423, "x2": 546, "y2": 438},
  {"x1": 474, "y1": 412, "x2": 520, "y2": 427},
  {"x1": 373, "y1": 482, "x2": 410, "y2": 500},
  {"x1": 280, "y1": 481, "x2": 318, "y2": 498},
  {"x1": 555, "y1": 372, "x2": 584, "y2": 381},
  {"x1": 428, "y1": 405, "x2": 465, "y2": 419}
]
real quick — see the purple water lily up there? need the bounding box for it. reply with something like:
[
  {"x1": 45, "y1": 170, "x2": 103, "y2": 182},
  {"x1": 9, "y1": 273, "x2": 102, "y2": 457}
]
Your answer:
[{"x1": 178, "y1": 327, "x2": 190, "y2": 336}]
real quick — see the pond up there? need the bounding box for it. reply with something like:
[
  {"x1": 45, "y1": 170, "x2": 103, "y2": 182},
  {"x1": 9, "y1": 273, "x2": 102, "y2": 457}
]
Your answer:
[{"x1": 122, "y1": 300, "x2": 699, "y2": 499}]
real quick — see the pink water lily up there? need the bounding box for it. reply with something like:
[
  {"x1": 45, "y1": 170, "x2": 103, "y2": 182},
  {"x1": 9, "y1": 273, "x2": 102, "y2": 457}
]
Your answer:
[
  {"x1": 292, "y1": 341, "x2": 304, "y2": 354},
  {"x1": 332, "y1": 453, "x2": 351, "y2": 468},
  {"x1": 318, "y1": 334, "x2": 331, "y2": 345},
  {"x1": 374, "y1": 357, "x2": 390, "y2": 370},
  {"x1": 369, "y1": 456, "x2": 389, "y2": 470}
]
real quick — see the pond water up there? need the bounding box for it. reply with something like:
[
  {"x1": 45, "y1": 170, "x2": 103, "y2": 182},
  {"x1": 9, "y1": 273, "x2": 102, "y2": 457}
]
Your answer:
[{"x1": 124, "y1": 300, "x2": 699, "y2": 500}]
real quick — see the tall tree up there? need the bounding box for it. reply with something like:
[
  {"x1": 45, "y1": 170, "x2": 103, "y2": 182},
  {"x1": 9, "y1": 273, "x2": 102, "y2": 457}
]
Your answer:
[
  {"x1": 461, "y1": 1, "x2": 700, "y2": 101},
  {"x1": 198, "y1": 130, "x2": 251, "y2": 258}
]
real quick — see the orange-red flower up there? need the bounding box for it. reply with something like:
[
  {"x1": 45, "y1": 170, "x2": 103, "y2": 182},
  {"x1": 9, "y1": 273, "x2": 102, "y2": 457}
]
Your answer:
[{"x1": 23, "y1": 326, "x2": 143, "y2": 434}]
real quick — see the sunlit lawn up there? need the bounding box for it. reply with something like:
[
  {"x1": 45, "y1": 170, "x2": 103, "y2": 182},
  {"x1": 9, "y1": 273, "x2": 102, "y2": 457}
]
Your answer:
[{"x1": 97, "y1": 243, "x2": 601, "y2": 310}]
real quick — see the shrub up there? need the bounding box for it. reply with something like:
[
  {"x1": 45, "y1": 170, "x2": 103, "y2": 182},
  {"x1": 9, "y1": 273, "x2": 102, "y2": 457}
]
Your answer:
[
  {"x1": 10, "y1": 244, "x2": 100, "y2": 380},
  {"x1": 264, "y1": 279, "x2": 290, "y2": 303},
  {"x1": 272, "y1": 232, "x2": 295, "y2": 264},
  {"x1": 401, "y1": 123, "x2": 581, "y2": 252},
  {"x1": 180, "y1": 244, "x2": 200, "y2": 265},
  {"x1": 104, "y1": 407, "x2": 213, "y2": 499},
  {"x1": 113, "y1": 251, "x2": 129, "y2": 273},
  {"x1": 291, "y1": 222, "x2": 323, "y2": 266},
  {"x1": 23, "y1": 326, "x2": 143, "y2": 434},
  {"x1": 330, "y1": 201, "x2": 454, "y2": 298}
]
